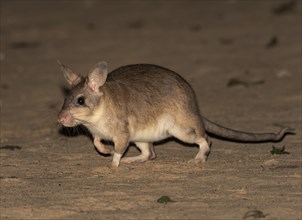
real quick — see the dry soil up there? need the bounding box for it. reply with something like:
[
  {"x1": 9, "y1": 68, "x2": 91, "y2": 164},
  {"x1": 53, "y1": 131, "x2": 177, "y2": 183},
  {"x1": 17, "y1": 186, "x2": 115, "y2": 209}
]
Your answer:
[{"x1": 1, "y1": 1, "x2": 301, "y2": 220}]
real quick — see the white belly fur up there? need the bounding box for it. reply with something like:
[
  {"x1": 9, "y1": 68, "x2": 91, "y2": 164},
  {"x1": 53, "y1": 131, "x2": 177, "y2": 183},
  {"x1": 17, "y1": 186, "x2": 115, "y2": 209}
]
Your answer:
[
  {"x1": 84, "y1": 113, "x2": 175, "y2": 143},
  {"x1": 129, "y1": 114, "x2": 174, "y2": 142}
]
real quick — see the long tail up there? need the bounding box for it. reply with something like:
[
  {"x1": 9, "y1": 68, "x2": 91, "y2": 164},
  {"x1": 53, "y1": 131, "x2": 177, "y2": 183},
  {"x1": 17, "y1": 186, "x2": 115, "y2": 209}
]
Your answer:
[{"x1": 202, "y1": 117, "x2": 295, "y2": 142}]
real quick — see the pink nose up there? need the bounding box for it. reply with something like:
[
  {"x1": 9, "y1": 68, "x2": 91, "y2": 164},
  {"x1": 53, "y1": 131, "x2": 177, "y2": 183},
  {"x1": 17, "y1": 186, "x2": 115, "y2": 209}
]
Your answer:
[{"x1": 58, "y1": 111, "x2": 74, "y2": 126}]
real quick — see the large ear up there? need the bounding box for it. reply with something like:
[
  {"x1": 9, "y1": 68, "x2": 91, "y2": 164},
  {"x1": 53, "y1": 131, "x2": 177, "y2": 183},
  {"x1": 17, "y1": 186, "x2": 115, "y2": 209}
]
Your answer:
[
  {"x1": 86, "y1": 61, "x2": 108, "y2": 92},
  {"x1": 57, "y1": 61, "x2": 82, "y2": 86}
]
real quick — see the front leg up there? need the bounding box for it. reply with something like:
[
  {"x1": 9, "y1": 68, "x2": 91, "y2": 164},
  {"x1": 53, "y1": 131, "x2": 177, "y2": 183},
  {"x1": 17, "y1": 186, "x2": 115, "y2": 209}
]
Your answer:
[
  {"x1": 112, "y1": 136, "x2": 129, "y2": 168},
  {"x1": 93, "y1": 137, "x2": 113, "y2": 155}
]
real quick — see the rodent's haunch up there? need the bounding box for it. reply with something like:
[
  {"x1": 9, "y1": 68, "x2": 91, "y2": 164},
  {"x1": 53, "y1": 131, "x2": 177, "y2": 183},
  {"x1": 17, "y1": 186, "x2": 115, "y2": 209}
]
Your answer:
[{"x1": 57, "y1": 61, "x2": 294, "y2": 167}]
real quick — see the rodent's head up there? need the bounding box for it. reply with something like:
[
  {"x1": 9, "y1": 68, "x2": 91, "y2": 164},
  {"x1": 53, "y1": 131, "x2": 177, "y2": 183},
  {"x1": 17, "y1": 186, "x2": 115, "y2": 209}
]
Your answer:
[{"x1": 57, "y1": 61, "x2": 107, "y2": 127}]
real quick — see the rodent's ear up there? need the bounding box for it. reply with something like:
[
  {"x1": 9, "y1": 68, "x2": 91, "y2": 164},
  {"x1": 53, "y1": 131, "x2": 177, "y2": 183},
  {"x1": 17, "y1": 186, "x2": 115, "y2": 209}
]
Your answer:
[
  {"x1": 87, "y1": 61, "x2": 108, "y2": 93},
  {"x1": 57, "y1": 61, "x2": 82, "y2": 86}
]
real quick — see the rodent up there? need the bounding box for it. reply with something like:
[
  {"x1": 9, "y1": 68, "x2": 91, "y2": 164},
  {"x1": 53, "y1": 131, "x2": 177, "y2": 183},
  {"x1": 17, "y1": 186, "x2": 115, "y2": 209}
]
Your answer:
[{"x1": 57, "y1": 61, "x2": 294, "y2": 167}]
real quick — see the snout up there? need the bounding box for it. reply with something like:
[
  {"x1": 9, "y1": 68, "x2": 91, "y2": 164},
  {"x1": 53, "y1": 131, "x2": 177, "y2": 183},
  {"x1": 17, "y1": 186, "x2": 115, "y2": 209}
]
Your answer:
[{"x1": 58, "y1": 111, "x2": 76, "y2": 127}]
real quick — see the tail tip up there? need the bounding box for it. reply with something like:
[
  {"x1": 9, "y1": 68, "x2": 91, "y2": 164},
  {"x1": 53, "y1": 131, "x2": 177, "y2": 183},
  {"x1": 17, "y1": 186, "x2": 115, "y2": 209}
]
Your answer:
[
  {"x1": 276, "y1": 127, "x2": 295, "y2": 141},
  {"x1": 283, "y1": 127, "x2": 295, "y2": 134}
]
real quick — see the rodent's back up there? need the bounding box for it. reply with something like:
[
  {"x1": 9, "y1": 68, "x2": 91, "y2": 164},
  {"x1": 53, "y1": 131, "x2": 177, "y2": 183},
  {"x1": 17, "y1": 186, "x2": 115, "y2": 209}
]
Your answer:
[
  {"x1": 107, "y1": 64, "x2": 195, "y2": 100},
  {"x1": 108, "y1": 64, "x2": 182, "y2": 86},
  {"x1": 104, "y1": 64, "x2": 201, "y2": 119}
]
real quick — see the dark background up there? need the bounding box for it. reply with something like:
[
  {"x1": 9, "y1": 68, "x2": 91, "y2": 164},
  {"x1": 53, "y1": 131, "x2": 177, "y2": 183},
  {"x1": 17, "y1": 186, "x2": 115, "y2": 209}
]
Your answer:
[{"x1": 1, "y1": 1, "x2": 301, "y2": 219}]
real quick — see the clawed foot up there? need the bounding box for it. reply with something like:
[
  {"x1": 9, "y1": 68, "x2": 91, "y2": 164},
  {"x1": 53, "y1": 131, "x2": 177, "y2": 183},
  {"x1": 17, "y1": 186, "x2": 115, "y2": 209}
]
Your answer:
[
  {"x1": 188, "y1": 157, "x2": 207, "y2": 164},
  {"x1": 121, "y1": 155, "x2": 150, "y2": 164}
]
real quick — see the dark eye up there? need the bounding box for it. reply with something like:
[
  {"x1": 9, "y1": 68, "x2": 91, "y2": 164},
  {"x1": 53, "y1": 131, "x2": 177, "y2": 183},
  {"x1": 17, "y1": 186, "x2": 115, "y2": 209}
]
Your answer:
[{"x1": 77, "y1": 96, "x2": 85, "y2": 106}]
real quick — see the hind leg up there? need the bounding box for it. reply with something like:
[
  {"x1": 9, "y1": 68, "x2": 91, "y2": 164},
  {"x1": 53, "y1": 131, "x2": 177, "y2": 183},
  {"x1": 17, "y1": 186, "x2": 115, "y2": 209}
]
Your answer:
[
  {"x1": 168, "y1": 124, "x2": 210, "y2": 163},
  {"x1": 188, "y1": 137, "x2": 210, "y2": 164},
  {"x1": 149, "y1": 144, "x2": 157, "y2": 160},
  {"x1": 121, "y1": 142, "x2": 154, "y2": 163}
]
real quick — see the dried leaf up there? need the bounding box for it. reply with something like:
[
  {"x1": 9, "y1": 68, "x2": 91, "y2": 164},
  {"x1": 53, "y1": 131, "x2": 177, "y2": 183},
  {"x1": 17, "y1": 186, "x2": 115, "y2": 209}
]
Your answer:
[
  {"x1": 157, "y1": 196, "x2": 174, "y2": 204},
  {"x1": 227, "y1": 78, "x2": 265, "y2": 88},
  {"x1": 270, "y1": 146, "x2": 290, "y2": 155},
  {"x1": 272, "y1": 0, "x2": 297, "y2": 15},
  {"x1": 243, "y1": 210, "x2": 267, "y2": 219},
  {"x1": 266, "y1": 36, "x2": 278, "y2": 49}
]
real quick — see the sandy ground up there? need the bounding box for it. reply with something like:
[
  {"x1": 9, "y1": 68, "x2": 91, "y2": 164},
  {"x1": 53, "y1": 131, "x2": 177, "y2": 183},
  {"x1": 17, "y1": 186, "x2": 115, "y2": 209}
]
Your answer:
[{"x1": 1, "y1": 1, "x2": 301, "y2": 219}]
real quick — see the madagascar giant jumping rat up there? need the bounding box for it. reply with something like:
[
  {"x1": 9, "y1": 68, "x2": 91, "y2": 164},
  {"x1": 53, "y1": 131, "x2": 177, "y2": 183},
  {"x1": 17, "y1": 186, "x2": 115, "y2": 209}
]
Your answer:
[{"x1": 57, "y1": 61, "x2": 293, "y2": 167}]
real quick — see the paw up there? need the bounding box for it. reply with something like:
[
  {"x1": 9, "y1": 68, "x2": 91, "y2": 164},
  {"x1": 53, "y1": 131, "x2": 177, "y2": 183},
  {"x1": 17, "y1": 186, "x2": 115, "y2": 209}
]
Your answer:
[
  {"x1": 188, "y1": 157, "x2": 207, "y2": 164},
  {"x1": 149, "y1": 154, "x2": 157, "y2": 160},
  {"x1": 121, "y1": 157, "x2": 137, "y2": 163},
  {"x1": 111, "y1": 153, "x2": 122, "y2": 168},
  {"x1": 121, "y1": 156, "x2": 149, "y2": 164}
]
